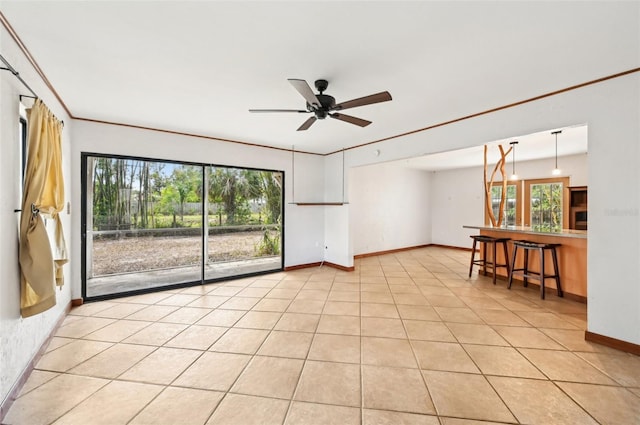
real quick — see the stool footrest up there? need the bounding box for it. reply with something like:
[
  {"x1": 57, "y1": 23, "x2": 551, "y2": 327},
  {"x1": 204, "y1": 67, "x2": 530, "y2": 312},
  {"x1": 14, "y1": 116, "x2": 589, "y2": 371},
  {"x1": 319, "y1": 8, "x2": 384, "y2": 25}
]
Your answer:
[{"x1": 510, "y1": 270, "x2": 560, "y2": 280}]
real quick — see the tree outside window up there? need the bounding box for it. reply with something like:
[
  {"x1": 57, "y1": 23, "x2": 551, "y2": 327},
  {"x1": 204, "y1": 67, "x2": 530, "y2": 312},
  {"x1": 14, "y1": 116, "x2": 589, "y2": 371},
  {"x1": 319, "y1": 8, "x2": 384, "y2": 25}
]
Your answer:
[{"x1": 530, "y1": 182, "x2": 563, "y2": 231}]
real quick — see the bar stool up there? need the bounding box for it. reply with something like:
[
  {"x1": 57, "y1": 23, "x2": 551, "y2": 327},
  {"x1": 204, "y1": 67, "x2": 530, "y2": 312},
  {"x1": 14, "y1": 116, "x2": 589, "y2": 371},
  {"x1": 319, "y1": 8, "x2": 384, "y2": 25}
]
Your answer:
[
  {"x1": 468, "y1": 235, "x2": 511, "y2": 284},
  {"x1": 508, "y1": 240, "x2": 563, "y2": 299}
]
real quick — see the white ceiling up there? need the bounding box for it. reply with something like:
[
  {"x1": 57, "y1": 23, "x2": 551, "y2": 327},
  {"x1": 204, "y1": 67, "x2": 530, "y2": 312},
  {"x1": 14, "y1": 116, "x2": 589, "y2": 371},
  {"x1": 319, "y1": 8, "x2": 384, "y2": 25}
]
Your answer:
[
  {"x1": 398, "y1": 124, "x2": 588, "y2": 171},
  {"x1": 1, "y1": 1, "x2": 637, "y2": 155}
]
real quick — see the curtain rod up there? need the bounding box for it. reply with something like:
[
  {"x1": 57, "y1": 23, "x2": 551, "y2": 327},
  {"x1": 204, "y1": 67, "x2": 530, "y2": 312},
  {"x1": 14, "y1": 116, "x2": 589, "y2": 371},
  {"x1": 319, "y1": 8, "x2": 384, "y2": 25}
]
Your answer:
[
  {"x1": 0, "y1": 52, "x2": 38, "y2": 98},
  {"x1": 0, "y1": 52, "x2": 64, "y2": 126}
]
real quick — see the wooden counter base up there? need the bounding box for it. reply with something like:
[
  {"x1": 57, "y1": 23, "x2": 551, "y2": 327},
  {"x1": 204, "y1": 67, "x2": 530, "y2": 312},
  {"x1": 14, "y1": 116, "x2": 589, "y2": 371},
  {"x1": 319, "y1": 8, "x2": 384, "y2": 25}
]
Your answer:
[
  {"x1": 478, "y1": 271, "x2": 586, "y2": 303},
  {"x1": 478, "y1": 229, "x2": 587, "y2": 299}
]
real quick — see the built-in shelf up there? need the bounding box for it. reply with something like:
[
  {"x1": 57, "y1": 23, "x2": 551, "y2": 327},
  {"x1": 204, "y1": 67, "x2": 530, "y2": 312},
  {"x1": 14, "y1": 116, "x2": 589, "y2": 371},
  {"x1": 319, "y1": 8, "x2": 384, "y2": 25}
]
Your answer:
[
  {"x1": 289, "y1": 202, "x2": 348, "y2": 206},
  {"x1": 569, "y1": 186, "x2": 588, "y2": 230},
  {"x1": 290, "y1": 146, "x2": 348, "y2": 208}
]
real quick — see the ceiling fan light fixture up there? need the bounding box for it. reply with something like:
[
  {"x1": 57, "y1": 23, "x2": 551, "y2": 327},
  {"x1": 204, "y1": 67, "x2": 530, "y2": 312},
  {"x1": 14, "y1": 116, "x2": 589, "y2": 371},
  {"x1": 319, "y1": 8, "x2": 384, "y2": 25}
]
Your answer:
[{"x1": 249, "y1": 78, "x2": 392, "y2": 131}]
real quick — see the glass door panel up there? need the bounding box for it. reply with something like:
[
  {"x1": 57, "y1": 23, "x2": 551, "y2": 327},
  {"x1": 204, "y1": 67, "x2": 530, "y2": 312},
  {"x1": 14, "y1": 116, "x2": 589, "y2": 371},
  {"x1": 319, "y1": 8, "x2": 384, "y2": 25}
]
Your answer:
[
  {"x1": 205, "y1": 167, "x2": 283, "y2": 280},
  {"x1": 530, "y1": 182, "x2": 563, "y2": 230},
  {"x1": 488, "y1": 184, "x2": 520, "y2": 226},
  {"x1": 85, "y1": 156, "x2": 203, "y2": 298}
]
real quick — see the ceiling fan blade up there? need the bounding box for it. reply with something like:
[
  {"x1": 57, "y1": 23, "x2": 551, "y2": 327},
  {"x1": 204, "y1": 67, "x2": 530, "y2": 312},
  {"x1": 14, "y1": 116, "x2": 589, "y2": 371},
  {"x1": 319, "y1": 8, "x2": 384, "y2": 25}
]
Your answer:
[
  {"x1": 288, "y1": 79, "x2": 321, "y2": 109},
  {"x1": 330, "y1": 113, "x2": 372, "y2": 127},
  {"x1": 249, "y1": 109, "x2": 310, "y2": 113},
  {"x1": 297, "y1": 116, "x2": 317, "y2": 131},
  {"x1": 334, "y1": 91, "x2": 392, "y2": 111}
]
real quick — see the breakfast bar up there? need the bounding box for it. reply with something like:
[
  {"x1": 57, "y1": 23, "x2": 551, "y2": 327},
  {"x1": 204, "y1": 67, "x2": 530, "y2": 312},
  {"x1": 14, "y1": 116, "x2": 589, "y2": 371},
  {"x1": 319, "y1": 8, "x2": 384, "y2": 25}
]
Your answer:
[{"x1": 463, "y1": 225, "x2": 587, "y2": 300}]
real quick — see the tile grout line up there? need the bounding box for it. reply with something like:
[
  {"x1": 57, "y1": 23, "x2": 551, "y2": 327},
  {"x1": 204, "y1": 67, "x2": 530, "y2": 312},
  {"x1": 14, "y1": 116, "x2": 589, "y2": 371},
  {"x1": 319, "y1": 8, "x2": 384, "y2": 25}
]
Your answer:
[
  {"x1": 358, "y1": 258, "x2": 371, "y2": 424},
  {"x1": 419, "y1": 253, "x2": 543, "y2": 424},
  {"x1": 548, "y1": 379, "x2": 605, "y2": 425},
  {"x1": 125, "y1": 276, "x2": 256, "y2": 424},
  {"x1": 199, "y1": 274, "x2": 295, "y2": 425},
  {"x1": 459, "y1": 253, "x2": 605, "y2": 424},
  {"x1": 283, "y1": 268, "x2": 336, "y2": 424},
  {"x1": 395, "y1": 258, "x2": 441, "y2": 419}
]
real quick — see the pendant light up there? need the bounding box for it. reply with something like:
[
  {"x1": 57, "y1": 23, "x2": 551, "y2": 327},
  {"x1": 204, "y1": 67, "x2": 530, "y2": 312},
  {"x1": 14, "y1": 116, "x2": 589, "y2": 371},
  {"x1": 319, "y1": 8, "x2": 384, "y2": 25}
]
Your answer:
[
  {"x1": 509, "y1": 141, "x2": 519, "y2": 180},
  {"x1": 551, "y1": 130, "x2": 562, "y2": 175}
]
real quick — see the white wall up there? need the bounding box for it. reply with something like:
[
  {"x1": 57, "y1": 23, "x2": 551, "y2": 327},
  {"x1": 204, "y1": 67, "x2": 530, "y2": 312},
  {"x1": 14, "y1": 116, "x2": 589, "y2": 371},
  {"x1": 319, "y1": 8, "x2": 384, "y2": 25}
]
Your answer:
[
  {"x1": 325, "y1": 205, "x2": 352, "y2": 266},
  {"x1": 430, "y1": 153, "x2": 588, "y2": 248},
  {"x1": 69, "y1": 121, "x2": 327, "y2": 289},
  {"x1": 321, "y1": 152, "x2": 352, "y2": 267},
  {"x1": 430, "y1": 167, "x2": 484, "y2": 248},
  {"x1": 339, "y1": 74, "x2": 639, "y2": 346},
  {"x1": 0, "y1": 34, "x2": 73, "y2": 406},
  {"x1": 586, "y1": 79, "x2": 639, "y2": 346},
  {"x1": 500, "y1": 152, "x2": 588, "y2": 186},
  {"x1": 349, "y1": 163, "x2": 432, "y2": 256},
  {"x1": 284, "y1": 204, "x2": 325, "y2": 266},
  {"x1": 324, "y1": 151, "x2": 347, "y2": 203}
]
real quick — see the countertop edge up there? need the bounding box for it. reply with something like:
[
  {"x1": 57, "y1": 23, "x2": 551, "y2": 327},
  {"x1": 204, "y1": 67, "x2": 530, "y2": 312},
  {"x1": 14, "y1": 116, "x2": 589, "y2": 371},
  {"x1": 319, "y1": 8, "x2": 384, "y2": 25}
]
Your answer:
[{"x1": 463, "y1": 225, "x2": 587, "y2": 239}]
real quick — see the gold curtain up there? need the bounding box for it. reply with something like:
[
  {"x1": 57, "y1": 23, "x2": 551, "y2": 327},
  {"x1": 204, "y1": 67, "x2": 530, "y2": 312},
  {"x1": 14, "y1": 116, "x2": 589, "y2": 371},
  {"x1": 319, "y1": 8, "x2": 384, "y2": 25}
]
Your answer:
[{"x1": 19, "y1": 99, "x2": 68, "y2": 318}]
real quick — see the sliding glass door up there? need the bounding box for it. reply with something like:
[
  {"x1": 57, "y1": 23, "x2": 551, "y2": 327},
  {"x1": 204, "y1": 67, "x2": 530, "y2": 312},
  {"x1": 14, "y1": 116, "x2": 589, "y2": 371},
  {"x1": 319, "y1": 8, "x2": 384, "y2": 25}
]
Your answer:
[
  {"x1": 83, "y1": 154, "x2": 283, "y2": 299},
  {"x1": 205, "y1": 167, "x2": 283, "y2": 280}
]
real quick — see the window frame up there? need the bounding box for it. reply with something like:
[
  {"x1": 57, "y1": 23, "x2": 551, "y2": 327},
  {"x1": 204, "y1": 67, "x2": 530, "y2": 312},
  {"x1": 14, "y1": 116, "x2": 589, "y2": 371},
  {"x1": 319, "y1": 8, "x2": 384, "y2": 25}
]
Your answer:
[
  {"x1": 523, "y1": 177, "x2": 570, "y2": 228},
  {"x1": 19, "y1": 116, "x2": 27, "y2": 179},
  {"x1": 484, "y1": 180, "x2": 522, "y2": 226}
]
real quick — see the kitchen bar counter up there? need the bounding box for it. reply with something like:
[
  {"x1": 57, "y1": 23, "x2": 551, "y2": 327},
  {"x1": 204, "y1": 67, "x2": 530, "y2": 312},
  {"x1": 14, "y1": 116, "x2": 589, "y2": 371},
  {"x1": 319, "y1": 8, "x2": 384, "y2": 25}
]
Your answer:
[{"x1": 463, "y1": 225, "x2": 587, "y2": 300}]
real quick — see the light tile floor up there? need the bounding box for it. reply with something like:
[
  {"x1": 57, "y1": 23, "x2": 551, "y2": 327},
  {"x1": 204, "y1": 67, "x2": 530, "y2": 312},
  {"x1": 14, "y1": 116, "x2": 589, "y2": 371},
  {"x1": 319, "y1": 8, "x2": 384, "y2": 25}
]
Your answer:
[{"x1": 5, "y1": 247, "x2": 640, "y2": 425}]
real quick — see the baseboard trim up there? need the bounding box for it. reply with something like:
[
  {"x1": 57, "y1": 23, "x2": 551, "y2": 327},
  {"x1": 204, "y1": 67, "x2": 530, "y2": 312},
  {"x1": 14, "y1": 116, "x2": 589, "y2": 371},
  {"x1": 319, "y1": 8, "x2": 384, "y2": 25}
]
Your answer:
[
  {"x1": 284, "y1": 261, "x2": 355, "y2": 272},
  {"x1": 284, "y1": 262, "x2": 322, "y2": 271},
  {"x1": 324, "y1": 262, "x2": 355, "y2": 272},
  {"x1": 0, "y1": 301, "x2": 72, "y2": 422},
  {"x1": 71, "y1": 298, "x2": 83, "y2": 307},
  {"x1": 286, "y1": 244, "x2": 463, "y2": 270},
  {"x1": 354, "y1": 244, "x2": 432, "y2": 259},
  {"x1": 584, "y1": 331, "x2": 640, "y2": 356}
]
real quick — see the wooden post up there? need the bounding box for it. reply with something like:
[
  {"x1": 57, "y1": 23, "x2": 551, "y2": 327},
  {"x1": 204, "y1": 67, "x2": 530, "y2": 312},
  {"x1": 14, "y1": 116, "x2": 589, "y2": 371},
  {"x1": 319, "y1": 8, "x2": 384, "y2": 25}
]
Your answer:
[
  {"x1": 483, "y1": 146, "x2": 496, "y2": 226},
  {"x1": 484, "y1": 145, "x2": 513, "y2": 227}
]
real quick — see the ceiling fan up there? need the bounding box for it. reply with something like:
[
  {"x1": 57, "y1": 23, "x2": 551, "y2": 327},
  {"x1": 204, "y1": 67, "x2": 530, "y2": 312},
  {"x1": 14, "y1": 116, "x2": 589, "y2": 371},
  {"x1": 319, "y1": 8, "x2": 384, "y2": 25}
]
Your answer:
[{"x1": 249, "y1": 79, "x2": 392, "y2": 131}]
